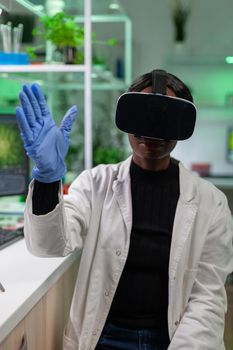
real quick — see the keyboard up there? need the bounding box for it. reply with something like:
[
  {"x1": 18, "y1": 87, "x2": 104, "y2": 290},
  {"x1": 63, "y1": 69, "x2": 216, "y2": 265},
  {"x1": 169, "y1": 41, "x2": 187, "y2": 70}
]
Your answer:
[{"x1": 0, "y1": 226, "x2": 24, "y2": 250}]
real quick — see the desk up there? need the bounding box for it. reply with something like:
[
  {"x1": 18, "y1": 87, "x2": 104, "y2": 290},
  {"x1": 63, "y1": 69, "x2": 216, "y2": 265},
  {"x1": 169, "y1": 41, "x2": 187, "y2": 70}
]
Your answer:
[{"x1": 0, "y1": 239, "x2": 80, "y2": 349}]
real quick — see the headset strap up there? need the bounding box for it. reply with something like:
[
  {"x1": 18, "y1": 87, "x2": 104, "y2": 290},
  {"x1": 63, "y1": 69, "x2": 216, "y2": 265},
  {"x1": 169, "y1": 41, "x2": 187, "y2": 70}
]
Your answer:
[{"x1": 152, "y1": 69, "x2": 167, "y2": 94}]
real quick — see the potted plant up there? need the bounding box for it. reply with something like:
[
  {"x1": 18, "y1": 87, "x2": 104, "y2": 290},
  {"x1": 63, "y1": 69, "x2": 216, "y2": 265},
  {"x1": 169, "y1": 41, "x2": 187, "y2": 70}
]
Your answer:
[
  {"x1": 92, "y1": 36, "x2": 118, "y2": 71},
  {"x1": 93, "y1": 147, "x2": 126, "y2": 166},
  {"x1": 27, "y1": 12, "x2": 84, "y2": 63},
  {"x1": 171, "y1": 0, "x2": 190, "y2": 42},
  {"x1": 27, "y1": 12, "x2": 117, "y2": 65}
]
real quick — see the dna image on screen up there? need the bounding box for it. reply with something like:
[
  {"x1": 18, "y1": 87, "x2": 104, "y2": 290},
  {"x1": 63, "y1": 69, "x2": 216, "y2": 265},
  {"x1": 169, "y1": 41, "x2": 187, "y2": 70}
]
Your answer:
[
  {"x1": 0, "y1": 123, "x2": 24, "y2": 169},
  {"x1": 0, "y1": 114, "x2": 29, "y2": 196}
]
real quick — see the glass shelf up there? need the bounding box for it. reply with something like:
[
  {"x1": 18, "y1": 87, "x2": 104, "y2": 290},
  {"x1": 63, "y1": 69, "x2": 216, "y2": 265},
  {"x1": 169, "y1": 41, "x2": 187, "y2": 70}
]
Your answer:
[
  {"x1": 46, "y1": 81, "x2": 127, "y2": 91},
  {"x1": 0, "y1": 64, "x2": 86, "y2": 72},
  {"x1": 3, "y1": 0, "x2": 45, "y2": 16},
  {"x1": 76, "y1": 14, "x2": 130, "y2": 23},
  {"x1": 196, "y1": 105, "x2": 233, "y2": 109},
  {"x1": 167, "y1": 54, "x2": 230, "y2": 66},
  {"x1": 0, "y1": 69, "x2": 127, "y2": 91},
  {"x1": 13, "y1": 0, "x2": 127, "y2": 16}
]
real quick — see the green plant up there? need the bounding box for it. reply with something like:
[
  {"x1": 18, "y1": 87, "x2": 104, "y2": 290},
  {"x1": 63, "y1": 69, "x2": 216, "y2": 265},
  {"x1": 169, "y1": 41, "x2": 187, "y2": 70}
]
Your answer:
[
  {"x1": 92, "y1": 35, "x2": 117, "y2": 67},
  {"x1": 94, "y1": 147, "x2": 126, "y2": 166},
  {"x1": 38, "y1": 12, "x2": 84, "y2": 48},
  {"x1": 27, "y1": 12, "x2": 117, "y2": 64},
  {"x1": 171, "y1": 0, "x2": 190, "y2": 41}
]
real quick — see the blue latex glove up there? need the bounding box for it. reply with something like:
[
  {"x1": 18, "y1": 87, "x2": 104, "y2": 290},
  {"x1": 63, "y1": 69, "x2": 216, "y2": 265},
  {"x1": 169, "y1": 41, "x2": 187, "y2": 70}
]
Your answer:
[{"x1": 16, "y1": 83, "x2": 78, "y2": 183}]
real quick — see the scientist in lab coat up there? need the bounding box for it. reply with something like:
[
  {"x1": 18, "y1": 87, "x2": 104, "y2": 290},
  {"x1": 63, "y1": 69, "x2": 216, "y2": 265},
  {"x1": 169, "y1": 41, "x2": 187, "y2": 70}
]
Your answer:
[{"x1": 16, "y1": 69, "x2": 233, "y2": 350}]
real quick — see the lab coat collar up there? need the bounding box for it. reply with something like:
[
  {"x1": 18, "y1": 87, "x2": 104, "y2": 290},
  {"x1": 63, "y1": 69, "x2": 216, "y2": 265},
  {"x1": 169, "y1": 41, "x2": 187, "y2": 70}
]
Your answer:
[
  {"x1": 116, "y1": 155, "x2": 199, "y2": 205},
  {"x1": 178, "y1": 161, "x2": 199, "y2": 204}
]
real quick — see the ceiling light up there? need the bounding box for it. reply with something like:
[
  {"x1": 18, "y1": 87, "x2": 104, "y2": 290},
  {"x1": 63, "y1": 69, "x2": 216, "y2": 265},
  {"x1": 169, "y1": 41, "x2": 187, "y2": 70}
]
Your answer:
[
  {"x1": 109, "y1": 3, "x2": 120, "y2": 10},
  {"x1": 225, "y1": 56, "x2": 233, "y2": 64}
]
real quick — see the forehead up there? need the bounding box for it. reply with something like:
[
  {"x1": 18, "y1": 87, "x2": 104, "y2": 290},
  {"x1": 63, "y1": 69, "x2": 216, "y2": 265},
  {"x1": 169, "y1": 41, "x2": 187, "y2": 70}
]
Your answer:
[{"x1": 142, "y1": 86, "x2": 176, "y2": 97}]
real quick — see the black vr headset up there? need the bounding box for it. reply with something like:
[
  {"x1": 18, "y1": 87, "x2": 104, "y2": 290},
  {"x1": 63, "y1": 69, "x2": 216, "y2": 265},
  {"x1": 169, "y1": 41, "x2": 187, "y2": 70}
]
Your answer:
[{"x1": 115, "y1": 69, "x2": 196, "y2": 140}]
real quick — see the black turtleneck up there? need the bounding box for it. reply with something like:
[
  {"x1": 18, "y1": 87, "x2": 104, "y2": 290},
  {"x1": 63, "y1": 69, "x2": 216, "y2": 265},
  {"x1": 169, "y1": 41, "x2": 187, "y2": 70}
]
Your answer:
[{"x1": 107, "y1": 159, "x2": 180, "y2": 329}]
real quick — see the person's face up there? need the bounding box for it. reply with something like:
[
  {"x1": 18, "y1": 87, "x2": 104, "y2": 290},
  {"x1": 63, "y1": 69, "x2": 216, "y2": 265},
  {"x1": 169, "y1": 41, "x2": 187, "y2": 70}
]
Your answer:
[{"x1": 128, "y1": 86, "x2": 177, "y2": 169}]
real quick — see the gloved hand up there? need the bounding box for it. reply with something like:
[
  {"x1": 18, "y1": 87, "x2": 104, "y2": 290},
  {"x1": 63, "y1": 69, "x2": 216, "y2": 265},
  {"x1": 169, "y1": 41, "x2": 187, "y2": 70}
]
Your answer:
[{"x1": 16, "y1": 83, "x2": 78, "y2": 183}]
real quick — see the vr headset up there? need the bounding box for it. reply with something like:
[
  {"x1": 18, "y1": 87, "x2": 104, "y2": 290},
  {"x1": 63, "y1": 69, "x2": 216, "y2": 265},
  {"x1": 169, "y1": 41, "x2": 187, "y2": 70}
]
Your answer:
[{"x1": 115, "y1": 69, "x2": 196, "y2": 140}]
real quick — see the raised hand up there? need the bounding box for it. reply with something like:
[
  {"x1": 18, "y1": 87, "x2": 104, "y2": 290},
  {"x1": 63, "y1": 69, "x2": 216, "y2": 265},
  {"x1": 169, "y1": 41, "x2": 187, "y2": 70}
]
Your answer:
[{"x1": 16, "y1": 83, "x2": 78, "y2": 183}]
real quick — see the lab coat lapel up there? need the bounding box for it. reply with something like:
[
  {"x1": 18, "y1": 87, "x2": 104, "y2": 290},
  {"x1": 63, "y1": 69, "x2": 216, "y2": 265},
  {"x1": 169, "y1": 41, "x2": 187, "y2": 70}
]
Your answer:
[
  {"x1": 169, "y1": 162, "x2": 199, "y2": 281},
  {"x1": 169, "y1": 199, "x2": 198, "y2": 282},
  {"x1": 168, "y1": 162, "x2": 199, "y2": 335},
  {"x1": 112, "y1": 157, "x2": 133, "y2": 236}
]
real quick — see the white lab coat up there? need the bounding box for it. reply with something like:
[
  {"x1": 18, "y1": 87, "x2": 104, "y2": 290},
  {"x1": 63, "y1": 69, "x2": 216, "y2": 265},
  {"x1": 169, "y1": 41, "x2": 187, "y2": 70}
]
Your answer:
[{"x1": 24, "y1": 156, "x2": 233, "y2": 350}]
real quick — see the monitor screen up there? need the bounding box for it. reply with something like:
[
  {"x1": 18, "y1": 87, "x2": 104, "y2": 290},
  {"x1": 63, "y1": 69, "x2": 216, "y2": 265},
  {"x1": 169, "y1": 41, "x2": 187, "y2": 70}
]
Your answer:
[{"x1": 0, "y1": 114, "x2": 29, "y2": 196}]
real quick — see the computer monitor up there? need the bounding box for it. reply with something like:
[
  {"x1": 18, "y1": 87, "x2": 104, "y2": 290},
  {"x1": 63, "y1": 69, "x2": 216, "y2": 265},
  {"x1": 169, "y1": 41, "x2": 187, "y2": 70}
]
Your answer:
[
  {"x1": 226, "y1": 128, "x2": 233, "y2": 164},
  {"x1": 0, "y1": 114, "x2": 29, "y2": 196}
]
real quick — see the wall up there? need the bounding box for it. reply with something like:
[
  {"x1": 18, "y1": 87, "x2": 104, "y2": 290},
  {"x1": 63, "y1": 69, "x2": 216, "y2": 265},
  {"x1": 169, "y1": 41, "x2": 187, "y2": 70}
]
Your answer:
[
  {"x1": 172, "y1": 107, "x2": 233, "y2": 174},
  {"x1": 122, "y1": 0, "x2": 233, "y2": 77},
  {"x1": 121, "y1": 0, "x2": 233, "y2": 175}
]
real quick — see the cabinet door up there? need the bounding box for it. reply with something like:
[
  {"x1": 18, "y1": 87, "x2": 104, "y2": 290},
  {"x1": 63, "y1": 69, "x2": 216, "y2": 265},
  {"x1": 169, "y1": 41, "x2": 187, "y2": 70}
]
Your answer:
[
  {"x1": 0, "y1": 320, "x2": 25, "y2": 350},
  {"x1": 43, "y1": 261, "x2": 79, "y2": 350},
  {"x1": 25, "y1": 298, "x2": 46, "y2": 349},
  {"x1": 0, "y1": 259, "x2": 79, "y2": 350}
]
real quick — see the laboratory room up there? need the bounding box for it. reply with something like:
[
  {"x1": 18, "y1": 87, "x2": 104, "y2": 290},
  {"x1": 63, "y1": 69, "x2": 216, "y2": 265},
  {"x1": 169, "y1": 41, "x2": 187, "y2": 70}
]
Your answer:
[{"x1": 0, "y1": 0, "x2": 233, "y2": 349}]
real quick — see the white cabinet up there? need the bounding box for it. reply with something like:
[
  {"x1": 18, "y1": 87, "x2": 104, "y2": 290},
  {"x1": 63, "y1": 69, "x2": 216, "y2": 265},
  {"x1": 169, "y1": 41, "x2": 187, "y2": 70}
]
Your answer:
[{"x1": 0, "y1": 259, "x2": 79, "y2": 350}]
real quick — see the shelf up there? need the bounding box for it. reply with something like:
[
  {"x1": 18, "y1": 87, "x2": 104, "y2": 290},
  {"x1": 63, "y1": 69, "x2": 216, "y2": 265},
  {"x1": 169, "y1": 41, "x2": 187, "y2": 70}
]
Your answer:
[
  {"x1": 167, "y1": 54, "x2": 230, "y2": 66},
  {"x1": 204, "y1": 177, "x2": 233, "y2": 189},
  {"x1": 0, "y1": 67, "x2": 127, "y2": 91},
  {"x1": 76, "y1": 14, "x2": 131, "y2": 23},
  {"x1": 13, "y1": 0, "x2": 45, "y2": 17},
  {"x1": 0, "y1": 64, "x2": 86, "y2": 73},
  {"x1": 46, "y1": 81, "x2": 127, "y2": 91},
  {"x1": 196, "y1": 105, "x2": 233, "y2": 110},
  {"x1": 0, "y1": 0, "x2": 132, "y2": 169},
  {"x1": 12, "y1": 2, "x2": 130, "y2": 20}
]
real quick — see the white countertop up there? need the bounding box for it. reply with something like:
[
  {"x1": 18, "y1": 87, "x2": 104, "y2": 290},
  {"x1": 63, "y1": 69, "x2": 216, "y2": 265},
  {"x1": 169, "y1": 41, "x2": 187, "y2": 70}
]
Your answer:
[{"x1": 0, "y1": 238, "x2": 80, "y2": 343}]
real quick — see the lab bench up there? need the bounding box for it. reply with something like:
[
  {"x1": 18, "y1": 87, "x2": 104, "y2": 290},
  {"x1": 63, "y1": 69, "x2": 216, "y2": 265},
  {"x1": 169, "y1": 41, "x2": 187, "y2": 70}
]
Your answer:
[{"x1": 0, "y1": 239, "x2": 80, "y2": 350}]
